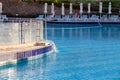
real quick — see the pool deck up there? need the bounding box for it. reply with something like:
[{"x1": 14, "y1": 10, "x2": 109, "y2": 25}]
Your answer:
[
  {"x1": 0, "y1": 41, "x2": 54, "y2": 64},
  {"x1": 1, "y1": 18, "x2": 120, "y2": 24},
  {"x1": 0, "y1": 42, "x2": 47, "y2": 53},
  {"x1": 47, "y1": 19, "x2": 120, "y2": 24}
]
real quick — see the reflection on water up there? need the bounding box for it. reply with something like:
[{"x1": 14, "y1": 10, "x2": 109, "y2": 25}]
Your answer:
[
  {"x1": 47, "y1": 23, "x2": 120, "y2": 40},
  {"x1": 1, "y1": 23, "x2": 120, "y2": 80},
  {"x1": 0, "y1": 53, "x2": 56, "y2": 80}
]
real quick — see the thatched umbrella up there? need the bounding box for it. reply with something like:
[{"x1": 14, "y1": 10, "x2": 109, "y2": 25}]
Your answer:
[
  {"x1": 0, "y1": 2, "x2": 2, "y2": 14},
  {"x1": 108, "y1": 2, "x2": 112, "y2": 18},
  {"x1": 51, "y1": 3, "x2": 55, "y2": 15},
  {"x1": 61, "y1": 3, "x2": 65, "y2": 18},
  {"x1": 99, "y1": 2, "x2": 102, "y2": 19},
  {"x1": 88, "y1": 3, "x2": 91, "y2": 18},
  {"x1": 44, "y1": 3, "x2": 48, "y2": 15},
  {"x1": 69, "y1": 3, "x2": 73, "y2": 18},
  {"x1": 80, "y1": 3, "x2": 83, "y2": 18}
]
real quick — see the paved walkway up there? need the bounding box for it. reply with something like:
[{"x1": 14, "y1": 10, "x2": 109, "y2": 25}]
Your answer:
[{"x1": 0, "y1": 41, "x2": 48, "y2": 54}]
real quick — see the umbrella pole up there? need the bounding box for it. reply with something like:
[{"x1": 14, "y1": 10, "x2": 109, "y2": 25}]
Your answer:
[
  {"x1": 109, "y1": 14, "x2": 110, "y2": 19},
  {"x1": 100, "y1": 13, "x2": 101, "y2": 19},
  {"x1": 89, "y1": 13, "x2": 90, "y2": 18}
]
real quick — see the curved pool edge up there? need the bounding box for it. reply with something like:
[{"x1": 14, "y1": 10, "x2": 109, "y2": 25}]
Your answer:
[
  {"x1": 47, "y1": 21, "x2": 120, "y2": 24},
  {"x1": 0, "y1": 41, "x2": 55, "y2": 66}
]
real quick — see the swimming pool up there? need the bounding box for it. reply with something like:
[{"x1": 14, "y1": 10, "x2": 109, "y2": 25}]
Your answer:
[{"x1": 0, "y1": 23, "x2": 120, "y2": 80}]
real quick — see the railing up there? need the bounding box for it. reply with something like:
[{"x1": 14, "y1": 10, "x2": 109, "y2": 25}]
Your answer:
[
  {"x1": 53, "y1": 18, "x2": 120, "y2": 22},
  {"x1": 1, "y1": 16, "x2": 119, "y2": 23},
  {"x1": 7, "y1": 18, "x2": 38, "y2": 22}
]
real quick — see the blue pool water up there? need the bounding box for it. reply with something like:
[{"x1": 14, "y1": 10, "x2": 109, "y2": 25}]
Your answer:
[{"x1": 1, "y1": 23, "x2": 120, "y2": 80}]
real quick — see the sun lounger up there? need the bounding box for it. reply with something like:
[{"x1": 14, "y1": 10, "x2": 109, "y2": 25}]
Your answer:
[
  {"x1": 100, "y1": 15, "x2": 108, "y2": 22},
  {"x1": 61, "y1": 15, "x2": 70, "y2": 21},
  {"x1": 0, "y1": 15, "x2": 8, "y2": 20},
  {"x1": 109, "y1": 15, "x2": 119, "y2": 22},
  {"x1": 36, "y1": 15, "x2": 44, "y2": 20}
]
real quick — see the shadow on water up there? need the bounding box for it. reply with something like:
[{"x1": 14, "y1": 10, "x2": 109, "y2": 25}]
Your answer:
[
  {"x1": 39, "y1": 53, "x2": 57, "y2": 66},
  {"x1": 0, "y1": 58, "x2": 28, "y2": 70},
  {"x1": 0, "y1": 63, "x2": 15, "y2": 70},
  {"x1": 17, "y1": 58, "x2": 29, "y2": 66}
]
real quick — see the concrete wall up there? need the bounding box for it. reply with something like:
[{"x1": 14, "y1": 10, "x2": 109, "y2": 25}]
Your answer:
[
  {"x1": 0, "y1": 21, "x2": 43, "y2": 44},
  {"x1": 20, "y1": 21, "x2": 43, "y2": 43},
  {"x1": 0, "y1": 23, "x2": 19, "y2": 44}
]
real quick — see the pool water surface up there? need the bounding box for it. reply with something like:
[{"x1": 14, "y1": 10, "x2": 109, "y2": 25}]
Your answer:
[{"x1": 0, "y1": 23, "x2": 120, "y2": 80}]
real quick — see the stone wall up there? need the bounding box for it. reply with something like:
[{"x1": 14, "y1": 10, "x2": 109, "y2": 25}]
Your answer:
[
  {"x1": 0, "y1": 0, "x2": 44, "y2": 17},
  {"x1": 0, "y1": 0, "x2": 119, "y2": 17},
  {"x1": 0, "y1": 0, "x2": 70, "y2": 17}
]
